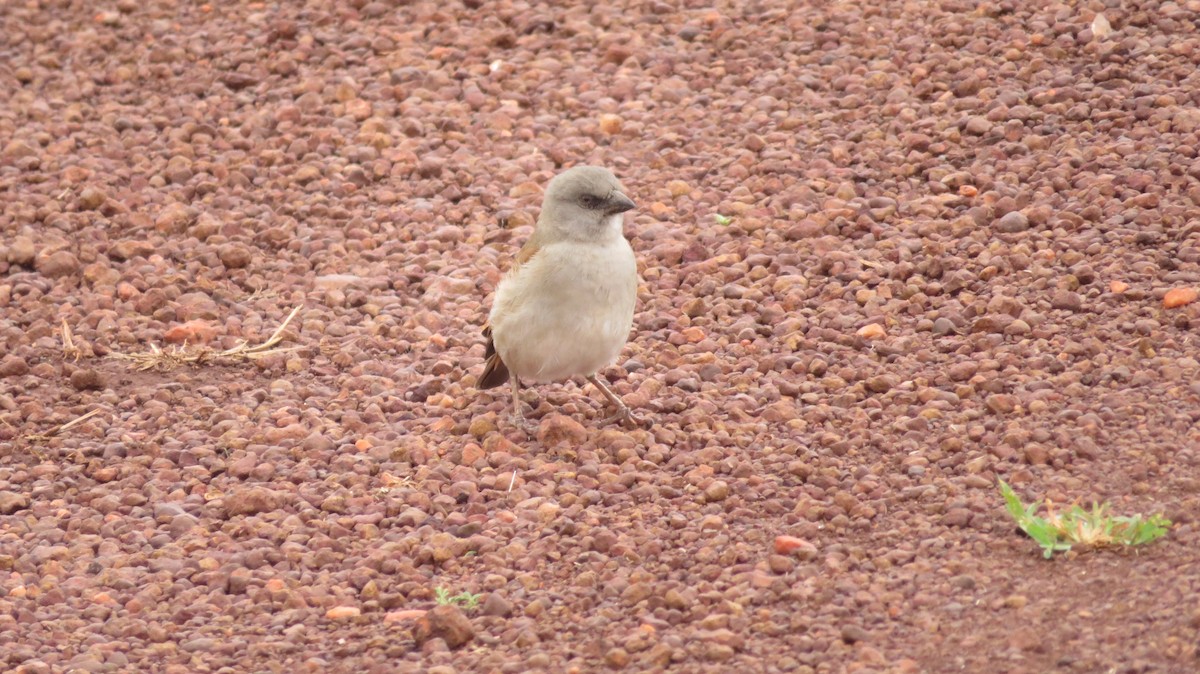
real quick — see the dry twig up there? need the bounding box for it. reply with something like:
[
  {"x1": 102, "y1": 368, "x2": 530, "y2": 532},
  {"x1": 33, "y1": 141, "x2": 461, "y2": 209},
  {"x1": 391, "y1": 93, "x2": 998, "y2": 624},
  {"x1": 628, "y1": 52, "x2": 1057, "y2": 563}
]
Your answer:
[
  {"x1": 22, "y1": 407, "x2": 105, "y2": 444},
  {"x1": 111, "y1": 306, "x2": 302, "y2": 371},
  {"x1": 61, "y1": 319, "x2": 82, "y2": 362}
]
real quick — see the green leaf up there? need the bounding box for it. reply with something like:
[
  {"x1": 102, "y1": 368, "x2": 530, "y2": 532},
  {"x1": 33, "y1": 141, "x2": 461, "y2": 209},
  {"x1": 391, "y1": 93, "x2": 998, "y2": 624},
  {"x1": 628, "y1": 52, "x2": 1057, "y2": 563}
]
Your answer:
[
  {"x1": 999, "y1": 481, "x2": 1029, "y2": 523},
  {"x1": 998, "y1": 481, "x2": 1171, "y2": 558}
]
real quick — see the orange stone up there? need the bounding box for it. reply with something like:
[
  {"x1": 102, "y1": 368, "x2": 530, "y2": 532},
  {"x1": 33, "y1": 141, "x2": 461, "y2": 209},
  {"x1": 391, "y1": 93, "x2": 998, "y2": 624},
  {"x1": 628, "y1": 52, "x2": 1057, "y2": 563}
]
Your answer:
[
  {"x1": 598, "y1": 114, "x2": 622, "y2": 135},
  {"x1": 461, "y1": 442, "x2": 486, "y2": 465},
  {"x1": 384, "y1": 609, "x2": 427, "y2": 623},
  {"x1": 773, "y1": 535, "x2": 809, "y2": 554},
  {"x1": 325, "y1": 606, "x2": 361, "y2": 620},
  {"x1": 1163, "y1": 287, "x2": 1198, "y2": 308},
  {"x1": 164, "y1": 320, "x2": 217, "y2": 344},
  {"x1": 856, "y1": 323, "x2": 887, "y2": 340},
  {"x1": 1109, "y1": 280, "x2": 1129, "y2": 294}
]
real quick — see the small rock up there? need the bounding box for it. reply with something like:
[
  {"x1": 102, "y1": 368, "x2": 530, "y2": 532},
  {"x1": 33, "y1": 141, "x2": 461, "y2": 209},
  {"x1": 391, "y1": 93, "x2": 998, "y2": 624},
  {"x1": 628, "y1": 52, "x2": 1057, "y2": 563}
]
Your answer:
[
  {"x1": 598, "y1": 646, "x2": 627, "y2": 668},
  {"x1": 602, "y1": 46, "x2": 632, "y2": 64},
  {"x1": 767, "y1": 554, "x2": 794, "y2": 574},
  {"x1": 0, "y1": 355, "x2": 29, "y2": 378},
  {"x1": 69, "y1": 369, "x2": 106, "y2": 391},
  {"x1": 6, "y1": 236, "x2": 36, "y2": 266},
  {"x1": 294, "y1": 165, "x2": 322, "y2": 184},
  {"x1": 78, "y1": 186, "x2": 107, "y2": 210},
  {"x1": 621, "y1": 582, "x2": 653, "y2": 605},
  {"x1": 173, "y1": 292, "x2": 221, "y2": 320},
  {"x1": 1003, "y1": 594, "x2": 1029, "y2": 609},
  {"x1": 774, "y1": 535, "x2": 818, "y2": 560},
  {"x1": 423, "y1": 275, "x2": 476, "y2": 304},
  {"x1": 314, "y1": 274, "x2": 366, "y2": 291},
  {"x1": 947, "y1": 362, "x2": 978, "y2": 381},
  {"x1": 856, "y1": 323, "x2": 886, "y2": 340},
  {"x1": 36, "y1": 250, "x2": 80, "y2": 278},
  {"x1": 951, "y1": 574, "x2": 977, "y2": 590},
  {"x1": 664, "y1": 589, "x2": 691, "y2": 610},
  {"x1": 180, "y1": 638, "x2": 216, "y2": 653},
  {"x1": 704, "y1": 644, "x2": 735, "y2": 662},
  {"x1": 325, "y1": 606, "x2": 362, "y2": 620},
  {"x1": 0, "y1": 491, "x2": 31, "y2": 514},
  {"x1": 932, "y1": 317, "x2": 957, "y2": 336},
  {"x1": 865, "y1": 374, "x2": 897, "y2": 393},
  {"x1": 155, "y1": 203, "x2": 192, "y2": 234},
  {"x1": 220, "y1": 72, "x2": 260, "y2": 90},
  {"x1": 2, "y1": 139, "x2": 37, "y2": 160},
  {"x1": 942, "y1": 509, "x2": 971, "y2": 527},
  {"x1": 384, "y1": 609, "x2": 428, "y2": 623},
  {"x1": 218, "y1": 244, "x2": 253, "y2": 269},
  {"x1": 1163, "y1": 288, "x2": 1198, "y2": 309},
  {"x1": 1050, "y1": 290, "x2": 1083, "y2": 312},
  {"x1": 994, "y1": 211, "x2": 1030, "y2": 233},
  {"x1": 480, "y1": 593, "x2": 513, "y2": 617},
  {"x1": 667, "y1": 180, "x2": 691, "y2": 197},
  {"x1": 1023, "y1": 444, "x2": 1050, "y2": 465},
  {"x1": 461, "y1": 441, "x2": 487, "y2": 463},
  {"x1": 699, "y1": 628, "x2": 744, "y2": 650},
  {"x1": 108, "y1": 240, "x2": 156, "y2": 261},
  {"x1": 398, "y1": 507, "x2": 429, "y2": 528},
  {"x1": 164, "y1": 320, "x2": 218, "y2": 345},
  {"x1": 190, "y1": 212, "x2": 222, "y2": 240},
  {"x1": 223, "y1": 487, "x2": 281, "y2": 516},
  {"x1": 1005, "y1": 319, "x2": 1031, "y2": 336},
  {"x1": 964, "y1": 116, "x2": 992, "y2": 135},
  {"x1": 985, "y1": 394, "x2": 1017, "y2": 414},
  {"x1": 537, "y1": 413, "x2": 587, "y2": 446},
  {"x1": 598, "y1": 114, "x2": 622, "y2": 135},
  {"x1": 704, "y1": 480, "x2": 730, "y2": 502},
  {"x1": 841, "y1": 624, "x2": 871, "y2": 644},
  {"x1": 413, "y1": 605, "x2": 475, "y2": 649}
]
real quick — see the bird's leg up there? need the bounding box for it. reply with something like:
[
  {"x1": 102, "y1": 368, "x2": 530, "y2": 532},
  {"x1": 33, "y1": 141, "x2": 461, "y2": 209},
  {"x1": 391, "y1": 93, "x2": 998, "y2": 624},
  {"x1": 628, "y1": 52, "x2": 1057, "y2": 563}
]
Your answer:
[
  {"x1": 508, "y1": 373, "x2": 535, "y2": 433},
  {"x1": 586, "y1": 374, "x2": 646, "y2": 429}
]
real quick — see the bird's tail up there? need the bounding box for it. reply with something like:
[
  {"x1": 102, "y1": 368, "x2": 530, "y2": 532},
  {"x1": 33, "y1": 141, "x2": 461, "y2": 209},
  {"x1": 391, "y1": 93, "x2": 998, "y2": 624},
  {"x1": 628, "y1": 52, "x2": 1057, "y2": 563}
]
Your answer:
[{"x1": 478, "y1": 323, "x2": 509, "y2": 389}]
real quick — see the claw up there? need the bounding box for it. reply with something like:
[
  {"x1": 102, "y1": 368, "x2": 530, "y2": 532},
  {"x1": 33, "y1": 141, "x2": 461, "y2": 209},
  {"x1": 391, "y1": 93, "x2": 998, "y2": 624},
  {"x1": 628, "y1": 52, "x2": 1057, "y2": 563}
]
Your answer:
[
  {"x1": 588, "y1": 374, "x2": 649, "y2": 430},
  {"x1": 602, "y1": 405, "x2": 647, "y2": 430},
  {"x1": 508, "y1": 410, "x2": 537, "y2": 435}
]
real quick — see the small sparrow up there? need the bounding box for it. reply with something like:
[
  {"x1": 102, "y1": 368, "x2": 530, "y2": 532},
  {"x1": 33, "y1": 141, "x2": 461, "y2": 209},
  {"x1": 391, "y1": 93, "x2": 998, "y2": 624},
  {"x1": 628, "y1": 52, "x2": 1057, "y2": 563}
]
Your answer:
[{"x1": 479, "y1": 165, "x2": 644, "y2": 430}]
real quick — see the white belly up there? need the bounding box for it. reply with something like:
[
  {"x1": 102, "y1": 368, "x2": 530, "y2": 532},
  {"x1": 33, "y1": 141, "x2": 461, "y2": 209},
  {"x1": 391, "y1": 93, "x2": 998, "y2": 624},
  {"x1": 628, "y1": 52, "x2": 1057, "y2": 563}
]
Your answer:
[{"x1": 489, "y1": 239, "x2": 637, "y2": 382}]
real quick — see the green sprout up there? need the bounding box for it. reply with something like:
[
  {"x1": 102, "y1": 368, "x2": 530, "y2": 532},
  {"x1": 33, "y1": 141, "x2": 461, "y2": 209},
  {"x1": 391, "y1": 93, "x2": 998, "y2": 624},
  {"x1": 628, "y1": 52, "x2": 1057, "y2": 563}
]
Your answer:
[
  {"x1": 434, "y1": 587, "x2": 481, "y2": 610},
  {"x1": 999, "y1": 480, "x2": 1171, "y2": 559},
  {"x1": 713, "y1": 214, "x2": 733, "y2": 225}
]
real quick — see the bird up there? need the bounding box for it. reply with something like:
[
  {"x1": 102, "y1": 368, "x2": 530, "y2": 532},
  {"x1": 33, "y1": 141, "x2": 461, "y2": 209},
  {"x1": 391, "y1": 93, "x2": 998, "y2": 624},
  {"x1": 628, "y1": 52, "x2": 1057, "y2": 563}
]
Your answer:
[{"x1": 478, "y1": 165, "x2": 644, "y2": 431}]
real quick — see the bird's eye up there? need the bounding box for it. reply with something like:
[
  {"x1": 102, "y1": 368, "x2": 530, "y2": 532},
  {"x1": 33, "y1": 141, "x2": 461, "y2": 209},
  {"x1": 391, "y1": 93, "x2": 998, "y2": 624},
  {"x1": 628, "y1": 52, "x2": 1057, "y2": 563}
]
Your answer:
[{"x1": 580, "y1": 195, "x2": 602, "y2": 209}]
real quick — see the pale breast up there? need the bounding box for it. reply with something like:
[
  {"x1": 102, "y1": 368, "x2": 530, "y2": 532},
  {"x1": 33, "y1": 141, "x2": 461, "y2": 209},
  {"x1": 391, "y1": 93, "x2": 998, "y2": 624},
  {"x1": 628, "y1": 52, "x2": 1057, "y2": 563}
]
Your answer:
[{"x1": 489, "y1": 238, "x2": 637, "y2": 381}]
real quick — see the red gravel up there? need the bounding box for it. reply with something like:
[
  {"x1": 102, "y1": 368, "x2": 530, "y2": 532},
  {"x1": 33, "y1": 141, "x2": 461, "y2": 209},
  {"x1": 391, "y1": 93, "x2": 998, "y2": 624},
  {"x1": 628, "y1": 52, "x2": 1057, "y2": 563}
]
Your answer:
[{"x1": 2, "y1": 1, "x2": 1199, "y2": 673}]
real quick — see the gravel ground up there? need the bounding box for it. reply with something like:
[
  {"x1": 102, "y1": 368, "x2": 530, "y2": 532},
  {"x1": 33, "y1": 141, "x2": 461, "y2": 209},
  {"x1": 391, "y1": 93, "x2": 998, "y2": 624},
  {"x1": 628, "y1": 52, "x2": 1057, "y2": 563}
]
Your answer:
[{"x1": 2, "y1": 0, "x2": 1200, "y2": 672}]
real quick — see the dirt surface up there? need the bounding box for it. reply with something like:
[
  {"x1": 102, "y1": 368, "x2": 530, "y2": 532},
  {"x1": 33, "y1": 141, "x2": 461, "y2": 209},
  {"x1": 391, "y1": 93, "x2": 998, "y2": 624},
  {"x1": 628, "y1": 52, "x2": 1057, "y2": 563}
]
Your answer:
[{"x1": 2, "y1": 0, "x2": 1200, "y2": 672}]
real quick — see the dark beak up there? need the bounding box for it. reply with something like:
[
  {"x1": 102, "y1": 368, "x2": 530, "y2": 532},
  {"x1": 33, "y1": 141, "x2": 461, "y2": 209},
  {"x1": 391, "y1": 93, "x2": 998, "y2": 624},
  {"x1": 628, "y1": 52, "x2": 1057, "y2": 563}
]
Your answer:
[{"x1": 606, "y1": 192, "x2": 636, "y2": 214}]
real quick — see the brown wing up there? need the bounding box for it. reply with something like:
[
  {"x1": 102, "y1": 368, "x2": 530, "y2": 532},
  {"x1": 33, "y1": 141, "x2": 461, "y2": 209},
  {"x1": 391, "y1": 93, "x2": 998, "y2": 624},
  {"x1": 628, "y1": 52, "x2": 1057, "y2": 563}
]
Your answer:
[
  {"x1": 478, "y1": 323, "x2": 509, "y2": 389},
  {"x1": 478, "y1": 234, "x2": 542, "y2": 389}
]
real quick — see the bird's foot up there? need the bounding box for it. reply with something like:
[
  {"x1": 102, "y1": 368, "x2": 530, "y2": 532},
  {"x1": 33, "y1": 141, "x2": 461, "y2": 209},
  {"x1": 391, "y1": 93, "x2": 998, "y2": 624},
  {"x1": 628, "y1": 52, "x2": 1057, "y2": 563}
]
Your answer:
[
  {"x1": 602, "y1": 404, "x2": 648, "y2": 430},
  {"x1": 507, "y1": 410, "x2": 538, "y2": 435}
]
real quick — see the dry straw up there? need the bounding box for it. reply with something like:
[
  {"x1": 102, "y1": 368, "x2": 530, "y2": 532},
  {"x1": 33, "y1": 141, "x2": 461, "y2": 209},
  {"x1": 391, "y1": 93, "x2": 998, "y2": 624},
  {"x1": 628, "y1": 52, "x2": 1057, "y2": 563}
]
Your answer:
[{"x1": 111, "y1": 306, "x2": 302, "y2": 371}]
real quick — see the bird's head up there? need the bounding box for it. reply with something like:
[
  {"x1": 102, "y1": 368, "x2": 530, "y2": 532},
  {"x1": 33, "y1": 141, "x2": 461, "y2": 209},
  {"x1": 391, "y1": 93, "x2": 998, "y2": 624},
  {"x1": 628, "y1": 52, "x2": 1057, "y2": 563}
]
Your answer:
[{"x1": 538, "y1": 166, "x2": 635, "y2": 241}]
